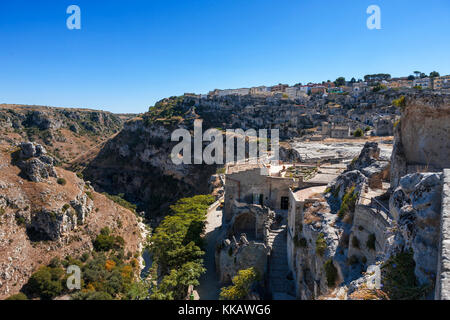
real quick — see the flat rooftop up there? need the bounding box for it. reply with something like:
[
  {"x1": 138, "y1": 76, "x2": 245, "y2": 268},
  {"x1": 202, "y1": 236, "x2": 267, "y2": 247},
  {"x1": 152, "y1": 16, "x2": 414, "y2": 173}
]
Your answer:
[
  {"x1": 293, "y1": 186, "x2": 328, "y2": 202},
  {"x1": 226, "y1": 163, "x2": 264, "y2": 174}
]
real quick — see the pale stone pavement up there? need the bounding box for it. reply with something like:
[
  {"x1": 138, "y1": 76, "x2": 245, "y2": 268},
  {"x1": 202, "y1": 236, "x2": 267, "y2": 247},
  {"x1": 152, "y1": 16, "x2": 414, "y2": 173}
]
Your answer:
[{"x1": 197, "y1": 200, "x2": 224, "y2": 300}]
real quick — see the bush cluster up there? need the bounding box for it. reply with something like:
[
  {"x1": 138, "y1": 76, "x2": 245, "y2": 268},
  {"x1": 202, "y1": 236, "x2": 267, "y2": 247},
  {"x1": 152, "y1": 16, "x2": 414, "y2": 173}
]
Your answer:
[
  {"x1": 220, "y1": 267, "x2": 260, "y2": 300},
  {"x1": 381, "y1": 250, "x2": 430, "y2": 300},
  {"x1": 337, "y1": 186, "x2": 358, "y2": 220},
  {"x1": 93, "y1": 227, "x2": 125, "y2": 252},
  {"x1": 324, "y1": 259, "x2": 338, "y2": 287},
  {"x1": 316, "y1": 233, "x2": 327, "y2": 256}
]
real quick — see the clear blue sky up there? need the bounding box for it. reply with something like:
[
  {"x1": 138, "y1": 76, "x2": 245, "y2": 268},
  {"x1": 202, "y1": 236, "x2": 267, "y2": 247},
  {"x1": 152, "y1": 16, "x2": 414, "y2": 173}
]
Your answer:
[{"x1": 1, "y1": 0, "x2": 449, "y2": 113}]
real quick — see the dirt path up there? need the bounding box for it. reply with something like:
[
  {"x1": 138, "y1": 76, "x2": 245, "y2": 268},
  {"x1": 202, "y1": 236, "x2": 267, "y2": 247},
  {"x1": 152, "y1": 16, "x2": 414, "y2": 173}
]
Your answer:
[{"x1": 197, "y1": 200, "x2": 224, "y2": 300}]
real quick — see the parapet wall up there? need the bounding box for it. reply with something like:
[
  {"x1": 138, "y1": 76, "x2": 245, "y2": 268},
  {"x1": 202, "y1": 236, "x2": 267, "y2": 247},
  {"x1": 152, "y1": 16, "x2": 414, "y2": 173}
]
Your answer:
[
  {"x1": 349, "y1": 204, "x2": 392, "y2": 265},
  {"x1": 436, "y1": 169, "x2": 450, "y2": 300}
]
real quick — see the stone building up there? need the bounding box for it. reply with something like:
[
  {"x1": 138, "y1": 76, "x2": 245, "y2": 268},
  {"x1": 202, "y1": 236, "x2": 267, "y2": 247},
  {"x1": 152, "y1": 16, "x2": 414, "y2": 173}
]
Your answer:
[
  {"x1": 374, "y1": 115, "x2": 396, "y2": 136},
  {"x1": 223, "y1": 163, "x2": 298, "y2": 222},
  {"x1": 330, "y1": 125, "x2": 350, "y2": 138}
]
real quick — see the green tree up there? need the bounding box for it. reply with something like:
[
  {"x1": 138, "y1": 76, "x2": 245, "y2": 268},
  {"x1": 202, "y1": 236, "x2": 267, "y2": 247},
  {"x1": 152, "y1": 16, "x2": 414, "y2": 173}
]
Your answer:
[
  {"x1": 334, "y1": 77, "x2": 346, "y2": 87},
  {"x1": 151, "y1": 195, "x2": 214, "y2": 273},
  {"x1": 27, "y1": 266, "x2": 65, "y2": 299},
  {"x1": 219, "y1": 268, "x2": 260, "y2": 300},
  {"x1": 430, "y1": 71, "x2": 440, "y2": 78},
  {"x1": 72, "y1": 291, "x2": 113, "y2": 300},
  {"x1": 151, "y1": 261, "x2": 206, "y2": 300},
  {"x1": 338, "y1": 186, "x2": 358, "y2": 219},
  {"x1": 324, "y1": 259, "x2": 338, "y2": 287},
  {"x1": 353, "y1": 128, "x2": 364, "y2": 137},
  {"x1": 127, "y1": 279, "x2": 152, "y2": 300},
  {"x1": 382, "y1": 250, "x2": 429, "y2": 299},
  {"x1": 372, "y1": 83, "x2": 386, "y2": 92},
  {"x1": 93, "y1": 234, "x2": 116, "y2": 251}
]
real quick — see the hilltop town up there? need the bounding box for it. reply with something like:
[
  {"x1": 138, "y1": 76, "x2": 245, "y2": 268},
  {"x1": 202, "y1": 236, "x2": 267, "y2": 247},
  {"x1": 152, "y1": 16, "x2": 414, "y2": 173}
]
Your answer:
[{"x1": 190, "y1": 72, "x2": 449, "y2": 99}]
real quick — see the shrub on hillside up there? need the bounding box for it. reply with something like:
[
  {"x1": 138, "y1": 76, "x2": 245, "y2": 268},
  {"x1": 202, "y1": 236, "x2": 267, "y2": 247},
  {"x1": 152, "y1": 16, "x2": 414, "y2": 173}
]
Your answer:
[
  {"x1": 316, "y1": 233, "x2": 327, "y2": 256},
  {"x1": 102, "y1": 193, "x2": 137, "y2": 213},
  {"x1": 324, "y1": 259, "x2": 338, "y2": 287},
  {"x1": 354, "y1": 128, "x2": 364, "y2": 137},
  {"x1": 93, "y1": 234, "x2": 123, "y2": 252},
  {"x1": 338, "y1": 186, "x2": 358, "y2": 220},
  {"x1": 26, "y1": 266, "x2": 65, "y2": 299},
  {"x1": 6, "y1": 293, "x2": 28, "y2": 300},
  {"x1": 219, "y1": 267, "x2": 260, "y2": 300},
  {"x1": 381, "y1": 250, "x2": 429, "y2": 299}
]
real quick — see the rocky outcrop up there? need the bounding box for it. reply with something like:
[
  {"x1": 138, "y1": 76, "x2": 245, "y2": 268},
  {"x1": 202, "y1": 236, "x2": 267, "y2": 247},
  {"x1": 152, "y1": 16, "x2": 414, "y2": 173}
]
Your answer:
[
  {"x1": 0, "y1": 141, "x2": 142, "y2": 299},
  {"x1": 279, "y1": 144, "x2": 303, "y2": 163},
  {"x1": 387, "y1": 172, "x2": 443, "y2": 287},
  {"x1": 346, "y1": 142, "x2": 390, "y2": 189},
  {"x1": 11, "y1": 189, "x2": 94, "y2": 241},
  {"x1": 70, "y1": 192, "x2": 94, "y2": 225},
  {"x1": 292, "y1": 203, "x2": 344, "y2": 299},
  {"x1": 0, "y1": 104, "x2": 125, "y2": 165},
  {"x1": 15, "y1": 142, "x2": 57, "y2": 182}
]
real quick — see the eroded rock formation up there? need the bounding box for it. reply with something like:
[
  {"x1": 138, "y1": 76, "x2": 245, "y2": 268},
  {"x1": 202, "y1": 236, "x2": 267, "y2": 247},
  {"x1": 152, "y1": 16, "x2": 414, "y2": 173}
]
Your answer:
[{"x1": 15, "y1": 142, "x2": 57, "y2": 182}]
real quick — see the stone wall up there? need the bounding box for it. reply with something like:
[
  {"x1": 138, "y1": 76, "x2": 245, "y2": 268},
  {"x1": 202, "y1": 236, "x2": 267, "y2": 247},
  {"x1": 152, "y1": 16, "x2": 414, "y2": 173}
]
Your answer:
[
  {"x1": 400, "y1": 95, "x2": 449, "y2": 169},
  {"x1": 436, "y1": 169, "x2": 450, "y2": 300},
  {"x1": 348, "y1": 204, "x2": 392, "y2": 266},
  {"x1": 216, "y1": 235, "x2": 269, "y2": 284},
  {"x1": 224, "y1": 168, "x2": 296, "y2": 222},
  {"x1": 391, "y1": 94, "x2": 450, "y2": 188}
]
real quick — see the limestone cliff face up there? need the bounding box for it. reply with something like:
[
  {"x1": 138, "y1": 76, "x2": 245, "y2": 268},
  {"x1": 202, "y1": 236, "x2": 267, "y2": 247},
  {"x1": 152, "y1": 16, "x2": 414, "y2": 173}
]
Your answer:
[
  {"x1": 83, "y1": 117, "x2": 216, "y2": 217},
  {"x1": 391, "y1": 94, "x2": 450, "y2": 188},
  {"x1": 0, "y1": 104, "x2": 125, "y2": 165},
  {"x1": 387, "y1": 172, "x2": 443, "y2": 286}
]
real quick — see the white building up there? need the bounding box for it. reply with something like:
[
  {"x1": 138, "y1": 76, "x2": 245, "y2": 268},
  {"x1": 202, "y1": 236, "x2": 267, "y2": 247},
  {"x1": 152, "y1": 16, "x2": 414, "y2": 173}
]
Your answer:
[
  {"x1": 285, "y1": 86, "x2": 307, "y2": 99},
  {"x1": 216, "y1": 88, "x2": 250, "y2": 97},
  {"x1": 250, "y1": 86, "x2": 271, "y2": 95},
  {"x1": 414, "y1": 77, "x2": 431, "y2": 89}
]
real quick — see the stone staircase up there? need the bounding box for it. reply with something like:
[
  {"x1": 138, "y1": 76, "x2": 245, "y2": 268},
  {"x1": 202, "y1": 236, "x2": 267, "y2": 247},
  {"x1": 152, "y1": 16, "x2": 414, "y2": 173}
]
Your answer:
[{"x1": 267, "y1": 224, "x2": 296, "y2": 300}]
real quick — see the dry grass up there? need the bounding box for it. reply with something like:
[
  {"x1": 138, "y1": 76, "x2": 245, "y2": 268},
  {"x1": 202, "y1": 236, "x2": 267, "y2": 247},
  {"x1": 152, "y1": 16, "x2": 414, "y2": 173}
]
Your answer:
[
  {"x1": 0, "y1": 143, "x2": 142, "y2": 299},
  {"x1": 303, "y1": 201, "x2": 327, "y2": 225},
  {"x1": 349, "y1": 287, "x2": 389, "y2": 300}
]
